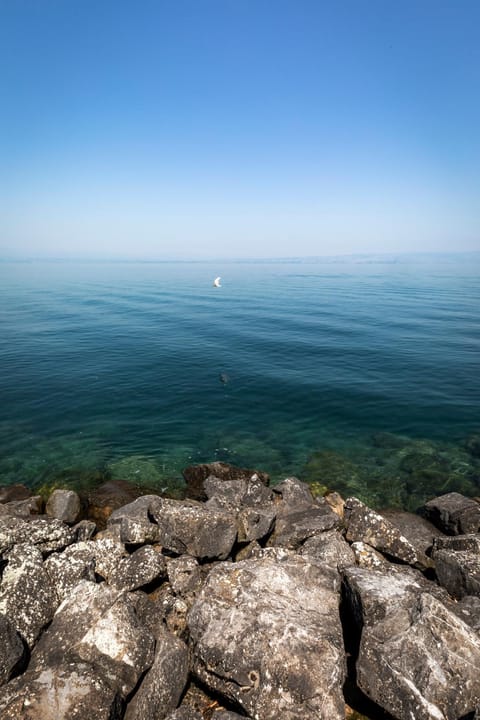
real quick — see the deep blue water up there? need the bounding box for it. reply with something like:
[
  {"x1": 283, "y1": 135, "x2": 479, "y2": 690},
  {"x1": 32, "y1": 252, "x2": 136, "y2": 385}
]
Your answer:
[{"x1": 1, "y1": 255, "x2": 479, "y2": 507}]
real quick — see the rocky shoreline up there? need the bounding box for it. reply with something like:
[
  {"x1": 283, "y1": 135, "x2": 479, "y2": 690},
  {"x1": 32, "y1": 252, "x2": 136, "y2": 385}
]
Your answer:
[{"x1": 1, "y1": 461, "x2": 480, "y2": 719}]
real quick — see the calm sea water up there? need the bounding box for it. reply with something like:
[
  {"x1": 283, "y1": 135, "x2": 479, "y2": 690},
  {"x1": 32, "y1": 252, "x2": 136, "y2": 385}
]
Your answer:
[{"x1": 1, "y1": 255, "x2": 479, "y2": 508}]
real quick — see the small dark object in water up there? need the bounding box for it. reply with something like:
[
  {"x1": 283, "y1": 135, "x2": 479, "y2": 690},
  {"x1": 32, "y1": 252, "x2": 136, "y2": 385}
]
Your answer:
[{"x1": 219, "y1": 372, "x2": 230, "y2": 385}]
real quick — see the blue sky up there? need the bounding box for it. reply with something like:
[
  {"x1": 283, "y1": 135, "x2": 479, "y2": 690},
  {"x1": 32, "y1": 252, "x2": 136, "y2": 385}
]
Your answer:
[{"x1": 1, "y1": 0, "x2": 479, "y2": 259}]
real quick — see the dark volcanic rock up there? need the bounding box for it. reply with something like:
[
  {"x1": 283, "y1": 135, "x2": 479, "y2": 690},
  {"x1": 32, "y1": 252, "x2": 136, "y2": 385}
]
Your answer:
[
  {"x1": 183, "y1": 461, "x2": 269, "y2": 501},
  {"x1": 343, "y1": 565, "x2": 480, "y2": 720},
  {"x1": 423, "y1": 492, "x2": 480, "y2": 535},
  {"x1": 188, "y1": 548, "x2": 346, "y2": 719},
  {"x1": 124, "y1": 626, "x2": 189, "y2": 720},
  {"x1": 0, "y1": 544, "x2": 57, "y2": 647},
  {"x1": 0, "y1": 614, "x2": 26, "y2": 686},
  {"x1": 344, "y1": 497, "x2": 418, "y2": 565}
]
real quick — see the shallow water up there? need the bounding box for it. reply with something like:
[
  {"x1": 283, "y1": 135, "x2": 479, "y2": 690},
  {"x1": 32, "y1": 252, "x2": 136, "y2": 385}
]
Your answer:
[{"x1": 1, "y1": 255, "x2": 479, "y2": 508}]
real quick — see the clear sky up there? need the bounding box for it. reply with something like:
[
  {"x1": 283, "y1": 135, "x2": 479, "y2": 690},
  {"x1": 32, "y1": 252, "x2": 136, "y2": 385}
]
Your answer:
[{"x1": 1, "y1": 0, "x2": 479, "y2": 259}]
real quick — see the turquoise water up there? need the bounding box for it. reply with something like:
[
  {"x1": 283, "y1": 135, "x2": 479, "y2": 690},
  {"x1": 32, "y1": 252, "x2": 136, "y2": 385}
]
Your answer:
[{"x1": 1, "y1": 255, "x2": 479, "y2": 508}]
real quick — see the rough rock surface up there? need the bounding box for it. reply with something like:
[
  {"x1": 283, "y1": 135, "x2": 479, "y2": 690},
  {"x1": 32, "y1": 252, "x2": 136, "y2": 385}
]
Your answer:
[
  {"x1": 0, "y1": 544, "x2": 57, "y2": 647},
  {"x1": 0, "y1": 485, "x2": 32, "y2": 503},
  {"x1": 343, "y1": 565, "x2": 480, "y2": 719},
  {"x1": 188, "y1": 549, "x2": 346, "y2": 719},
  {"x1": 0, "y1": 516, "x2": 74, "y2": 554},
  {"x1": 124, "y1": 626, "x2": 189, "y2": 720},
  {"x1": 380, "y1": 509, "x2": 442, "y2": 568},
  {"x1": 0, "y1": 496, "x2": 43, "y2": 518},
  {"x1": 0, "y1": 613, "x2": 26, "y2": 686},
  {"x1": 350, "y1": 541, "x2": 388, "y2": 568},
  {"x1": 46, "y1": 489, "x2": 81, "y2": 525},
  {"x1": 150, "y1": 498, "x2": 237, "y2": 560},
  {"x1": 183, "y1": 461, "x2": 269, "y2": 501},
  {"x1": 344, "y1": 497, "x2": 418, "y2": 565},
  {"x1": 112, "y1": 545, "x2": 166, "y2": 592},
  {"x1": 108, "y1": 495, "x2": 163, "y2": 544},
  {"x1": 298, "y1": 529, "x2": 355, "y2": 568},
  {"x1": 423, "y1": 491, "x2": 480, "y2": 535},
  {"x1": 433, "y1": 548, "x2": 480, "y2": 599}
]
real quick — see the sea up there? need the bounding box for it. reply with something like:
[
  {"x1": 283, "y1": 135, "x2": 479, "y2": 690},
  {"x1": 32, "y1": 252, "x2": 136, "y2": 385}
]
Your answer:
[{"x1": 1, "y1": 254, "x2": 479, "y2": 510}]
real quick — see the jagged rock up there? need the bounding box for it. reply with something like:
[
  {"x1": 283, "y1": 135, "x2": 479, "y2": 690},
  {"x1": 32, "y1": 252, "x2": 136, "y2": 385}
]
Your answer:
[
  {"x1": 433, "y1": 549, "x2": 480, "y2": 599},
  {"x1": 1, "y1": 496, "x2": 43, "y2": 517},
  {"x1": 46, "y1": 489, "x2": 81, "y2": 525},
  {"x1": 0, "y1": 544, "x2": 57, "y2": 647},
  {"x1": 150, "y1": 498, "x2": 236, "y2": 560},
  {"x1": 0, "y1": 485, "x2": 32, "y2": 503},
  {"x1": 0, "y1": 662, "x2": 124, "y2": 719},
  {"x1": 44, "y1": 544, "x2": 97, "y2": 602},
  {"x1": 267, "y1": 478, "x2": 340, "y2": 549},
  {"x1": 188, "y1": 549, "x2": 346, "y2": 719},
  {"x1": 32, "y1": 580, "x2": 155, "y2": 697},
  {"x1": 344, "y1": 497, "x2": 418, "y2": 565},
  {"x1": 205, "y1": 475, "x2": 275, "y2": 543},
  {"x1": 167, "y1": 555, "x2": 204, "y2": 597},
  {"x1": 72, "y1": 519, "x2": 96, "y2": 542},
  {"x1": 236, "y1": 505, "x2": 276, "y2": 542},
  {"x1": 381, "y1": 509, "x2": 442, "y2": 568},
  {"x1": 108, "y1": 495, "x2": 163, "y2": 544},
  {"x1": 0, "y1": 614, "x2": 26, "y2": 686},
  {"x1": 433, "y1": 533, "x2": 480, "y2": 553},
  {"x1": 87, "y1": 479, "x2": 149, "y2": 529},
  {"x1": 351, "y1": 541, "x2": 388, "y2": 568},
  {"x1": 298, "y1": 529, "x2": 355, "y2": 568},
  {"x1": 455, "y1": 595, "x2": 480, "y2": 633},
  {"x1": 423, "y1": 492, "x2": 480, "y2": 535},
  {"x1": 183, "y1": 462, "x2": 269, "y2": 502},
  {"x1": 0, "y1": 515, "x2": 74, "y2": 555},
  {"x1": 124, "y1": 626, "x2": 189, "y2": 720},
  {"x1": 112, "y1": 545, "x2": 166, "y2": 592},
  {"x1": 343, "y1": 565, "x2": 480, "y2": 720}
]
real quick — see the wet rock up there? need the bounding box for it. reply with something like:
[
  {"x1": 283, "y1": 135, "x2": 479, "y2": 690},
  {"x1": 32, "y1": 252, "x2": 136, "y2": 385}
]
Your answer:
[
  {"x1": 46, "y1": 489, "x2": 81, "y2": 525},
  {"x1": 423, "y1": 491, "x2": 480, "y2": 535},
  {"x1": 0, "y1": 515, "x2": 74, "y2": 555},
  {"x1": 344, "y1": 497, "x2": 418, "y2": 565},
  {"x1": 108, "y1": 495, "x2": 163, "y2": 544},
  {"x1": 343, "y1": 565, "x2": 480, "y2": 720},
  {"x1": 188, "y1": 549, "x2": 346, "y2": 719},
  {"x1": 32, "y1": 580, "x2": 155, "y2": 697},
  {"x1": 433, "y1": 548, "x2": 480, "y2": 599},
  {"x1": 0, "y1": 662, "x2": 124, "y2": 720},
  {"x1": 298, "y1": 529, "x2": 355, "y2": 569},
  {"x1": 0, "y1": 485, "x2": 32, "y2": 503},
  {"x1": 183, "y1": 462, "x2": 269, "y2": 502},
  {"x1": 0, "y1": 544, "x2": 57, "y2": 647},
  {"x1": 351, "y1": 542, "x2": 388, "y2": 568},
  {"x1": 268, "y1": 478, "x2": 340, "y2": 549},
  {"x1": 124, "y1": 626, "x2": 188, "y2": 720},
  {"x1": 150, "y1": 498, "x2": 237, "y2": 560},
  {"x1": 0, "y1": 614, "x2": 26, "y2": 686}
]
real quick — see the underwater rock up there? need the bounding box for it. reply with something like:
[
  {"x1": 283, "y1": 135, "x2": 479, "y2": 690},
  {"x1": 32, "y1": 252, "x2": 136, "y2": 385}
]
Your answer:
[
  {"x1": 423, "y1": 492, "x2": 480, "y2": 535},
  {"x1": 188, "y1": 549, "x2": 346, "y2": 719},
  {"x1": 0, "y1": 544, "x2": 57, "y2": 648},
  {"x1": 182, "y1": 461, "x2": 269, "y2": 502},
  {"x1": 344, "y1": 498, "x2": 418, "y2": 565},
  {"x1": 0, "y1": 614, "x2": 25, "y2": 687},
  {"x1": 465, "y1": 433, "x2": 480, "y2": 458},
  {"x1": 124, "y1": 626, "x2": 189, "y2": 720},
  {"x1": 46, "y1": 489, "x2": 81, "y2": 525},
  {"x1": 0, "y1": 485, "x2": 32, "y2": 503}
]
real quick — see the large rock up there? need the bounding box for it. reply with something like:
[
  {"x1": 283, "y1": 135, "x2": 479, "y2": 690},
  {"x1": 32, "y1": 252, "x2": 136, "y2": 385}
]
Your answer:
[
  {"x1": 46, "y1": 489, "x2": 81, "y2": 525},
  {"x1": 183, "y1": 462, "x2": 269, "y2": 502},
  {"x1": 343, "y1": 565, "x2": 480, "y2": 719},
  {"x1": 150, "y1": 498, "x2": 237, "y2": 560},
  {"x1": 112, "y1": 545, "x2": 167, "y2": 592},
  {"x1": 86, "y1": 479, "x2": 149, "y2": 530},
  {"x1": 433, "y1": 548, "x2": 480, "y2": 599},
  {"x1": 299, "y1": 529, "x2": 355, "y2": 568},
  {"x1": 0, "y1": 496, "x2": 43, "y2": 518},
  {"x1": 344, "y1": 497, "x2": 418, "y2": 565},
  {"x1": 268, "y1": 477, "x2": 340, "y2": 549},
  {"x1": 0, "y1": 515, "x2": 74, "y2": 555},
  {"x1": 380, "y1": 509, "x2": 443, "y2": 568},
  {"x1": 0, "y1": 662, "x2": 124, "y2": 720},
  {"x1": 0, "y1": 614, "x2": 26, "y2": 686},
  {"x1": 0, "y1": 544, "x2": 57, "y2": 647},
  {"x1": 32, "y1": 581, "x2": 155, "y2": 697},
  {"x1": 124, "y1": 626, "x2": 189, "y2": 720},
  {"x1": 188, "y1": 549, "x2": 346, "y2": 719},
  {"x1": 108, "y1": 495, "x2": 163, "y2": 544},
  {"x1": 423, "y1": 492, "x2": 480, "y2": 535}
]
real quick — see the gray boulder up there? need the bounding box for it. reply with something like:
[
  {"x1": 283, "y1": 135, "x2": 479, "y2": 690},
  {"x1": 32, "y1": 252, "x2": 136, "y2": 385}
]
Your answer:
[
  {"x1": 44, "y1": 544, "x2": 97, "y2": 602},
  {"x1": 344, "y1": 497, "x2": 418, "y2": 565},
  {"x1": 0, "y1": 614, "x2": 25, "y2": 686},
  {"x1": 0, "y1": 515, "x2": 74, "y2": 555},
  {"x1": 188, "y1": 549, "x2": 346, "y2": 719},
  {"x1": 381, "y1": 509, "x2": 443, "y2": 568},
  {"x1": 0, "y1": 544, "x2": 57, "y2": 647},
  {"x1": 350, "y1": 541, "x2": 388, "y2": 568},
  {"x1": 423, "y1": 492, "x2": 480, "y2": 535},
  {"x1": 124, "y1": 626, "x2": 189, "y2": 720},
  {"x1": 343, "y1": 565, "x2": 480, "y2": 719},
  {"x1": 150, "y1": 498, "x2": 237, "y2": 560},
  {"x1": 298, "y1": 529, "x2": 355, "y2": 568},
  {"x1": 433, "y1": 548, "x2": 480, "y2": 599},
  {"x1": 108, "y1": 495, "x2": 163, "y2": 544},
  {"x1": 0, "y1": 662, "x2": 124, "y2": 720},
  {"x1": 112, "y1": 545, "x2": 167, "y2": 592},
  {"x1": 46, "y1": 489, "x2": 81, "y2": 525},
  {"x1": 1, "y1": 496, "x2": 43, "y2": 518}
]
